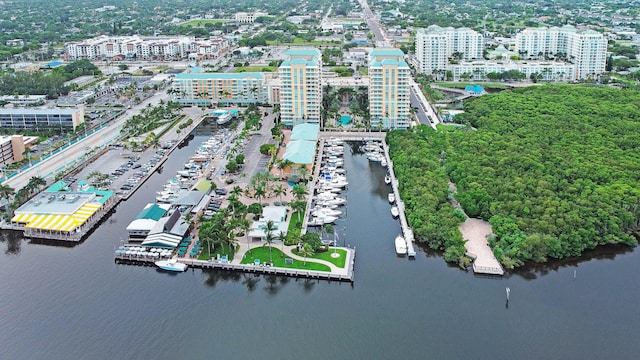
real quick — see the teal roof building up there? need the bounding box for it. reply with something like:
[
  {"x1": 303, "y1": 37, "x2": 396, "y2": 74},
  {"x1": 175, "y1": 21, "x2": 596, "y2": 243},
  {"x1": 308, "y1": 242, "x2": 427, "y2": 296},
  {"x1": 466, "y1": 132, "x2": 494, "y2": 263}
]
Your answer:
[
  {"x1": 290, "y1": 123, "x2": 319, "y2": 141},
  {"x1": 283, "y1": 140, "x2": 316, "y2": 165}
]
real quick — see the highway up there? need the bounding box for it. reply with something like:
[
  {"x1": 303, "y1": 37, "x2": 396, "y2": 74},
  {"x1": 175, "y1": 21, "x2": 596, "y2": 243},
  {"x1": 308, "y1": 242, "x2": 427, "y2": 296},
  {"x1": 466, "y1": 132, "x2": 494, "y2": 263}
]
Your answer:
[{"x1": 3, "y1": 91, "x2": 170, "y2": 190}]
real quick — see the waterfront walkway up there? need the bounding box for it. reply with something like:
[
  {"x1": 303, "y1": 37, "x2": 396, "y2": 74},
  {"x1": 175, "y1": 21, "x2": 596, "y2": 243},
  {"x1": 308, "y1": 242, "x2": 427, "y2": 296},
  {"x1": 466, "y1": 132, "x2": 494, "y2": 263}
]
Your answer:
[{"x1": 460, "y1": 218, "x2": 504, "y2": 275}]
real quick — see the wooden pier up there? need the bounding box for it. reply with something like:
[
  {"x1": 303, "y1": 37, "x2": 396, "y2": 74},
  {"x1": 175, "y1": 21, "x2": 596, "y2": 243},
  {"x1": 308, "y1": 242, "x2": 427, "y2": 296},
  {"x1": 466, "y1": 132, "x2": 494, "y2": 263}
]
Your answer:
[{"x1": 381, "y1": 140, "x2": 417, "y2": 257}]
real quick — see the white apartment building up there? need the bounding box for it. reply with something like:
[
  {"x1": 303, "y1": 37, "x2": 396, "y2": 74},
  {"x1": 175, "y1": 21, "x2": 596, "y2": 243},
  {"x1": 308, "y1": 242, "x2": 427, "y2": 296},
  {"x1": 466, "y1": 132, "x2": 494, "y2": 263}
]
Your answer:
[
  {"x1": 416, "y1": 25, "x2": 484, "y2": 74},
  {"x1": 515, "y1": 25, "x2": 606, "y2": 79},
  {"x1": 278, "y1": 49, "x2": 323, "y2": 127},
  {"x1": 234, "y1": 12, "x2": 268, "y2": 23},
  {"x1": 64, "y1": 35, "x2": 229, "y2": 61},
  {"x1": 172, "y1": 72, "x2": 268, "y2": 106},
  {"x1": 449, "y1": 61, "x2": 576, "y2": 82},
  {"x1": 368, "y1": 48, "x2": 410, "y2": 130}
]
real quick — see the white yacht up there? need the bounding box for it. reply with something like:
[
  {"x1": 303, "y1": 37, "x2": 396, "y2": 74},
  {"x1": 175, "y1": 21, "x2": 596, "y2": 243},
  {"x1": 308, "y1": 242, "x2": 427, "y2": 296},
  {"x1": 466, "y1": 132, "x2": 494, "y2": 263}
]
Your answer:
[
  {"x1": 308, "y1": 214, "x2": 338, "y2": 226},
  {"x1": 391, "y1": 206, "x2": 399, "y2": 218},
  {"x1": 311, "y1": 207, "x2": 342, "y2": 217},
  {"x1": 384, "y1": 175, "x2": 391, "y2": 185},
  {"x1": 317, "y1": 197, "x2": 346, "y2": 206},
  {"x1": 155, "y1": 259, "x2": 188, "y2": 272},
  {"x1": 388, "y1": 193, "x2": 395, "y2": 204},
  {"x1": 395, "y1": 235, "x2": 407, "y2": 256}
]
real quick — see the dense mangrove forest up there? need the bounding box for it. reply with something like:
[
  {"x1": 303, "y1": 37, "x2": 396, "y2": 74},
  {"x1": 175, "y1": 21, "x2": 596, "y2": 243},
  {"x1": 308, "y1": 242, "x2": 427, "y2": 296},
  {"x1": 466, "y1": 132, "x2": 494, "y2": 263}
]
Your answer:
[{"x1": 388, "y1": 85, "x2": 640, "y2": 268}]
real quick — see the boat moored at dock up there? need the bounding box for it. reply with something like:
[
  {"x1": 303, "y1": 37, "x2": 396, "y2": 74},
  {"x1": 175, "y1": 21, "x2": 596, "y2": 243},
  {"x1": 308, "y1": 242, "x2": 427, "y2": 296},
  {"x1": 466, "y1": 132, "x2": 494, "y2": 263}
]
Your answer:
[
  {"x1": 155, "y1": 259, "x2": 188, "y2": 272},
  {"x1": 395, "y1": 235, "x2": 407, "y2": 256}
]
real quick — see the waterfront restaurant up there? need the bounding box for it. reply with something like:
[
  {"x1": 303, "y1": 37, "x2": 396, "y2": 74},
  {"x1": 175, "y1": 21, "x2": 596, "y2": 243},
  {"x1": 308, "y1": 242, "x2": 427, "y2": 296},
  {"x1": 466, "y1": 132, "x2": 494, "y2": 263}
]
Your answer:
[
  {"x1": 10, "y1": 181, "x2": 116, "y2": 241},
  {"x1": 280, "y1": 123, "x2": 319, "y2": 179}
]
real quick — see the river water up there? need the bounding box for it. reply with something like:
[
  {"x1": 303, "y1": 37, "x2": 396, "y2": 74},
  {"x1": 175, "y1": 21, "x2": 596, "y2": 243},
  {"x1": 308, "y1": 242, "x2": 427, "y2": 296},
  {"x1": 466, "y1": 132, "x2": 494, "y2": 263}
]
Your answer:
[{"x1": 1, "y1": 133, "x2": 638, "y2": 359}]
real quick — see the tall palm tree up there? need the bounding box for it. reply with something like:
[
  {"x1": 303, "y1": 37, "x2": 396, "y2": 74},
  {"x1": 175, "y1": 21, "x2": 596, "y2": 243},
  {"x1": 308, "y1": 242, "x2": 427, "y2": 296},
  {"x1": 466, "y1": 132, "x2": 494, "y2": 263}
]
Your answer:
[
  {"x1": 297, "y1": 166, "x2": 309, "y2": 183},
  {"x1": 300, "y1": 243, "x2": 314, "y2": 266},
  {"x1": 231, "y1": 185, "x2": 243, "y2": 198},
  {"x1": 0, "y1": 183, "x2": 14, "y2": 202},
  {"x1": 322, "y1": 224, "x2": 334, "y2": 246},
  {"x1": 273, "y1": 184, "x2": 286, "y2": 203},
  {"x1": 292, "y1": 184, "x2": 308, "y2": 201},
  {"x1": 254, "y1": 185, "x2": 266, "y2": 204},
  {"x1": 263, "y1": 220, "x2": 277, "y2": 264},
  {"x1": 239, "y1": 217, "x2": 251, "y2": 254},
  {"x1": 276, "y1": 230, "x2": 287, "y2": 256},
  {"x1": 277, "y1": 159, "x2": 293, "y2": 178},
  {"x1": 291, "y1": 199, "x2": 307, "y2": 222},
  {"x1": 28, "y1": 176, "x2": 46, "y2": 193}
]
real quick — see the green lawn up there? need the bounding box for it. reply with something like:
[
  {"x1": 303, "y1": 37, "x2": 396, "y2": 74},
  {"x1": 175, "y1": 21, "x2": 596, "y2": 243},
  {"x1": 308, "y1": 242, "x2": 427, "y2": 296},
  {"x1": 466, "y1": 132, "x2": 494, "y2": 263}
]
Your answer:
[
  {"x1": 286, "y1": 211, "x2": 303, "y2": 244},
  {"x1": 234, "y1": 66, "x2": 276, "y2": 73},
  {"x1": 181, "y1": 19, "x2": 230, "y2": 27},
  {"x1": 241, "y1": 246, "x2": 331, "y2": 272},
  {"x1": 294, "y1": 248, "x2": 347, "y2": 268},
  {"x1": 198, "y1": 243, "x2": 235, "y2": 261}
]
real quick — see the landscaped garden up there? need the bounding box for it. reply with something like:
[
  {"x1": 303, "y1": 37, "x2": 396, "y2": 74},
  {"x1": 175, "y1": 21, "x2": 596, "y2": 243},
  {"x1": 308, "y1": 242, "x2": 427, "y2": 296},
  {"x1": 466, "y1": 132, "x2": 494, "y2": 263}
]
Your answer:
[{"x1": 240, "y1": 246, "x2": 331, "y2": 272}]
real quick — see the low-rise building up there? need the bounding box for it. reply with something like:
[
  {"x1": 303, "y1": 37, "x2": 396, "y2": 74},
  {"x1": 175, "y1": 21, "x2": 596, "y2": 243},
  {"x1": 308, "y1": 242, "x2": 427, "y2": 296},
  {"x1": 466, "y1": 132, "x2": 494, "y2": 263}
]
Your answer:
[
  {"x1": 0, "y1": 135, "x2": 39, "y2": 166},
  {"x1": 0, "y1": 108, "x2": 85, "y2": 130}
]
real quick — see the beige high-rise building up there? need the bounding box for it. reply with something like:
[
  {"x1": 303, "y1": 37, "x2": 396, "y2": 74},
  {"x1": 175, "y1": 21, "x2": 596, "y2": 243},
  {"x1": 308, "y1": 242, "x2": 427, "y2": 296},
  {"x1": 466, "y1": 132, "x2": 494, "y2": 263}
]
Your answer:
[
  {"x1": 278, "y1": 49, "x2": 323, "y2": 127},
  {"x1": 368, "y1": 48, "x2": 410, "y2": 130}
]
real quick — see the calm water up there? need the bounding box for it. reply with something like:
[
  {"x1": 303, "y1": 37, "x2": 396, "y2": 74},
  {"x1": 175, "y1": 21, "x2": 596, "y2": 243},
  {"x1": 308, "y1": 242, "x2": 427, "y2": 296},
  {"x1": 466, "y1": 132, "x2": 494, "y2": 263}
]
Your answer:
[{"x1": 1, "y1": 135, "x2": 639, "y2": 360}]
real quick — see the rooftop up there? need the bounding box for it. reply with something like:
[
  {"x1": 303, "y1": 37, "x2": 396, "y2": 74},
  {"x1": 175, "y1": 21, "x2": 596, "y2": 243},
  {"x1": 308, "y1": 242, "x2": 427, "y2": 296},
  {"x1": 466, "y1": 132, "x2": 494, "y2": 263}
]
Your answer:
[
  {"x1": 290, "y1": 123, "x2": 319, "y2": 141},
  {"x1": 174, "y1": 72, "x2": 264, "y2": 80},
  {"x1": 283, "y1": 140, "x2": 316, "y2": 165}
]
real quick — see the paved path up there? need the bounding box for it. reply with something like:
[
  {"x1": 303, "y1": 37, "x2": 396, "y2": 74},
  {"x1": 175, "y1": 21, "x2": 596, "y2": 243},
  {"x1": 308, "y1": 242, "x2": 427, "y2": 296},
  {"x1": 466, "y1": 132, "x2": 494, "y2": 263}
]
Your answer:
[
  {"x1": 230, "y1": 240, "x2": 349, "y2": 275},
  {"x1": 460, "y1": 218, "x2": 504, "y2": 275}
]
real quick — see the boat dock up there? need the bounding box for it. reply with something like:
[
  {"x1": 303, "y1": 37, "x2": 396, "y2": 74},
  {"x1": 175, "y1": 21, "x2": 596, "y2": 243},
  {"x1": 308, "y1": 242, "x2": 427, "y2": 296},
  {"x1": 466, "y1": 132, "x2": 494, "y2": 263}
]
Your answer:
[
  {"x1": 381, "y1": 140, "x2": 416, "y2": 257},
  {"x1": 114, "y1": 251, "x2": 355, "y2": 282},
  {"x1": 460, "y1": 218, "x2": 504, "y2": 275}
]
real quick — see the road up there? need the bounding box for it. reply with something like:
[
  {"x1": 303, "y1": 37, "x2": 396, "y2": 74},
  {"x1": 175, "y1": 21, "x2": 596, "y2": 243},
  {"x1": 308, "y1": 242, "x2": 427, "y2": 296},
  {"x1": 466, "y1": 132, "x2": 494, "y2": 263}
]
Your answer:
[
  {"x1": 3, "y1": 91, "x2": 170, "y2": 190},
  {"x1": 409, "y1": 81, "x2": 439, "y2": 129},
  {"x1": 359, "y1": 0, "x2": 391, "y2": 47}
]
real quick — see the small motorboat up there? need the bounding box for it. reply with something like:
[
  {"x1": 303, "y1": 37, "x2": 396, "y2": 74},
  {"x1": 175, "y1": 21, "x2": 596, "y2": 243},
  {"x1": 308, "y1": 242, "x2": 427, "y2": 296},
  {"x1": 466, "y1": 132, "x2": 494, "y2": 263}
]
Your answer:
[
  {"x1": 155, "y1": 259, "x2": 188, "y2": 272},
  {"x1": 388, "y1": 193, "x2": 395, "y2": 204},
  {"x1": 395, "y1": 235, "x2": 407, "y2": 255},
  {"x1": 384, "y1": 175, "x2": 391, "y2": 185},
  {"x1": 391, "y1": 206, "x2": 399, "y2": 218}
]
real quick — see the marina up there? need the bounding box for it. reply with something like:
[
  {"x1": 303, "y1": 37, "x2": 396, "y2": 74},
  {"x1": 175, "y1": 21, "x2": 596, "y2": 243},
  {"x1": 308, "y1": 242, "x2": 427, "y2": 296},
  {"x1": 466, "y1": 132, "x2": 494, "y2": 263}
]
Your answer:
[{"x1": 2, "y1": 125, "x2": 638, "y2": 360}]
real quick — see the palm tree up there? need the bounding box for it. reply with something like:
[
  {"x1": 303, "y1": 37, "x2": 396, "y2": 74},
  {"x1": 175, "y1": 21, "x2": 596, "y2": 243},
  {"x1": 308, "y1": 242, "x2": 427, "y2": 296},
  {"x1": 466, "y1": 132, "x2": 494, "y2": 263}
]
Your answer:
[
  {"x1": 0, "y1": 183, "x2": 14, "y2": 202},
  {"x1": 264, "y1": 220, "x2": 276, "y2": 264},
  {"x1": 292, "y1": 184, "x2": 308, "y2": 201},
  {"x1": 290, "y1": 199, "x2": 307, "y2": 222},
  {"x1": 28, "y1": 176, "x2": 46, "y2": 193},
  {"x1": 276, "y1": 230, "x2": 287, "y2": 256},
  {"x1": 297, "y1": 166, "x2": 309, "y2": 183},
  {"x1": 322, "y1": 224, "x2": 334, "y2": 246},
  {"x1": 239, "y1": 217, "x2": 251, "y2": 254},
  {"x1": 300, "y1": 243, "x2": 314, "y2": 266},
  {"x1": 254, "y1": 185, "x2": 266, "y2": 204},
  {"x1": 273, "y1": 184, "x2": 286, "y2": 203},
  {"x1": 231, "y1": 185, "x2": 243, "y2": 198}
]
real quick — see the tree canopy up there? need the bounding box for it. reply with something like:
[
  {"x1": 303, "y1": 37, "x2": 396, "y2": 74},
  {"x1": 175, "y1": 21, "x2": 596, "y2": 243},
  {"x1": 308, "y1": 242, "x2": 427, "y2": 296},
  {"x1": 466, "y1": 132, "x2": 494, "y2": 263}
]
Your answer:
[{"x1": 389, "y1": 85, "x2": 640, "y2": 268}]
